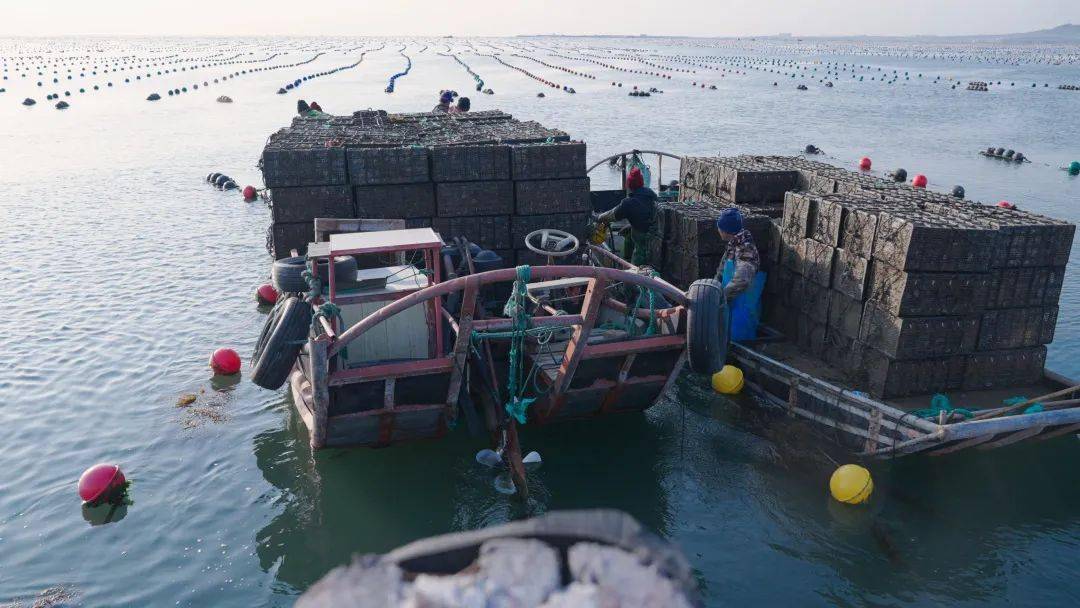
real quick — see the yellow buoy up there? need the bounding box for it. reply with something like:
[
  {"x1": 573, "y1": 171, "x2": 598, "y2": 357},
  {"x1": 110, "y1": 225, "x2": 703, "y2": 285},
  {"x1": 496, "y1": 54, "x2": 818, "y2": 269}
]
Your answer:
[
  {"x1": 830, "y1": 464, "x2": 873, "y2": 505},
  {"x1": 711, "y1": 365, "x2": 744, "y2": 394}
]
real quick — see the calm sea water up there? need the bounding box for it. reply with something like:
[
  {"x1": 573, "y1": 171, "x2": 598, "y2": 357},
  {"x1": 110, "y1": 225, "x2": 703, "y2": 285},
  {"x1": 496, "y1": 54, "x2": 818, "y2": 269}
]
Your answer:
[{"x1": 1, "y1": 37, "x2": 1079, "y2": 607}]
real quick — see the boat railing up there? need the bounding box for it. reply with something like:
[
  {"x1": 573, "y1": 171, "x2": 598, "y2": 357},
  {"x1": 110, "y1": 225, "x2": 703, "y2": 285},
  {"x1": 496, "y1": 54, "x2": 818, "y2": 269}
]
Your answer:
[{"x1": 329, "y1": 264, "x2": 690, "y2": 360}]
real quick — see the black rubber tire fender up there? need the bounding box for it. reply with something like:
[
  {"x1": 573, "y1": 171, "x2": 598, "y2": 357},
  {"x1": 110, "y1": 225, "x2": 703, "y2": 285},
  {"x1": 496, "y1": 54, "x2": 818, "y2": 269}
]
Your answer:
[
  {"x1": 251, "y1": 296, "x2": 312, "y2": 390},
  {"x1": 272, "y1": 256, "x2": 310, "y2": 293},
  {"x1": 252, "y1": 297, "x2": 287, "y2": 365},
  {"x1": 686, "y1": 279, "x2": 729, "y2": 375}
]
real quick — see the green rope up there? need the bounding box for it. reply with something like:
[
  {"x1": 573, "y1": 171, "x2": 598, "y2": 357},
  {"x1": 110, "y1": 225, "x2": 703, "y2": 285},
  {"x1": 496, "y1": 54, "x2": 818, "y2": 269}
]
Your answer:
[
  {"x1": 301, "y1": 264, "x2": 322, "y2": 303},
  {"x1": 468, "y1": 265, "x2": 585, "y2": 424},
  {"x1": 914, "y1": 393, "x2": 1045, "y2": 421},
  {"x1": 468, "y1": 266, "x2": 543, "y2": 424},
  {"x1": 313, "y1": 301, "x2": 348, "y2": 360},
  {"x1": 912, "y1": 393, "x2": 977, "y2": 421},
  {"x1": 625, "y1": 272, "x2": 659, "y2": 337},
  {"x1": 503, "y1": 266, "x2": 534, "y2": 424},
  {"x1": 1003, "y1": 396, "x2": 1045, "y2": 415}
]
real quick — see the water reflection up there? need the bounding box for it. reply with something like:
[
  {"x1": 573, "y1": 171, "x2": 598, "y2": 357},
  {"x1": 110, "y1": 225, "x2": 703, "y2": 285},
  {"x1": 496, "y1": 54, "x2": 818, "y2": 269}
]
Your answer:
[
  {"x1": 675, "y1": 372, "x2": 1080, "y2": 606},
  {"x1": 252, "y1": 397, "x2": 671, "y2": 592},
  {"x1": 80, "y1": 501, "x2": 128, "y2": 526}
]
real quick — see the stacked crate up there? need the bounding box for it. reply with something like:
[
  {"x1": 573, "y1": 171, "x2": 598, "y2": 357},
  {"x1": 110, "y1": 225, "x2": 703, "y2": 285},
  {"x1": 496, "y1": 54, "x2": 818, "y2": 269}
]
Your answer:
[
  {"x1": 657, "y1": 200, "x2": 776, "y2": 289},
  {"x1": 260, "y1": 110, "x2": 588, "y2": 261},
  {"x1": 661, "y1": 156, "x2": 795, "y2": 288},
  {"x1": 926, "y1": 202, "x2": 1071, "y2": 392},
  {"x1": 770, "y1": 185, "x2": 1073, "y2": 399}
]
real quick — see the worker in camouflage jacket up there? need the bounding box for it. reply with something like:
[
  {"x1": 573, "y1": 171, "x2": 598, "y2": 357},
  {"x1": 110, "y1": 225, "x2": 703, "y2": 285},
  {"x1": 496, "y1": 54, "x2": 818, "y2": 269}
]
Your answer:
[{"x1": 715, "y1": 208, "x2": 760, "y2": 301}]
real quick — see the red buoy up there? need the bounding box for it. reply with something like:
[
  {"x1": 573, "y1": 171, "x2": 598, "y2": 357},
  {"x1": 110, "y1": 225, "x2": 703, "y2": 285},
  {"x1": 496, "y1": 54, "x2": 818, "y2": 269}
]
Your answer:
[
  {"x1": 78, "y1": 463, "x2": 126, "y2": 504},
  {"x1": 859, "y1": 157, "x2": 872, "y2": 171},
  {"x1": 997, "y1": 200, "x2": 1016, "y2": 209},
  {"x1": 256, "y1": 284, "x2": 279, "y2": 305},
  {"x1": 912, "y1": 174, "x2": 928, "y2": 188},
  {"x1": 210, "y1": 348, "x2": 241, "y2": 375},
  {"x1": 242, "y1": 185, "x2": 257, "y2": 200}
]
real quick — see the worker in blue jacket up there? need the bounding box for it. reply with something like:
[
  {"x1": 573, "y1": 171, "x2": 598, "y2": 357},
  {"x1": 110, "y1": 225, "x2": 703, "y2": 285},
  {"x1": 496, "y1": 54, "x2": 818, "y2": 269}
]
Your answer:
[{"x1": 596, "y1": 167, "x2": 656, "y2": 266}]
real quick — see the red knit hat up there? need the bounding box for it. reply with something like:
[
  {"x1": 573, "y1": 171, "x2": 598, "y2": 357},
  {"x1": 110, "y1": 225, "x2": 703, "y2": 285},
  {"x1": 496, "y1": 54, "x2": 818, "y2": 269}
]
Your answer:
[{"x1": 626, "y1": 167, "x2": 644, "y2": 189}]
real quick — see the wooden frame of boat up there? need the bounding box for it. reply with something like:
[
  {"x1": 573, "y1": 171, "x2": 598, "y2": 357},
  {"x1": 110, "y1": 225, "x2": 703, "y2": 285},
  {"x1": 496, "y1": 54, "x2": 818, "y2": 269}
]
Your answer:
[
  {"x1": 287, "y1": 226, "x2": 691, "y2": 499},
  {"x1": 731, "y1": 341, "x2": 1080, "y2": 458}
]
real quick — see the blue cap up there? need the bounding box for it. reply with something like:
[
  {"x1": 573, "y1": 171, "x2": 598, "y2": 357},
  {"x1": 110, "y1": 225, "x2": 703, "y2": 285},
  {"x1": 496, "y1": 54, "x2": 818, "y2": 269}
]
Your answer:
[{"x1": 716, "y1": 208, "x2": 743, "y2": 234}]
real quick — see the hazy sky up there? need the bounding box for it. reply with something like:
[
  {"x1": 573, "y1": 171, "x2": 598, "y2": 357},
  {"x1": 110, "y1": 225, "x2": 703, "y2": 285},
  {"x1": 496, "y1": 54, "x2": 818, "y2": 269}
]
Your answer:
[{"x1": 3, "y1": 0, "x2": 1077, "y2": 37}]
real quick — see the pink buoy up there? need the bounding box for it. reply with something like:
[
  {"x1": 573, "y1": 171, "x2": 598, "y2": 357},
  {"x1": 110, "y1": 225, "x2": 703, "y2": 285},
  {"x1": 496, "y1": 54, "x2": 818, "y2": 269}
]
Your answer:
[
  {"x1": 859, "y1": 157, "x2": 872, "y2": 171},
  {"x1": 78, "y1": 463, "x2": 126, "y2": 504},
  {"x1": 997, "y1": 200, "x2": 1016, "y2": 209},
  {"x1": 242, "y1": 185, "x2": 257, "y2": 200},
  {"x1": 210, "y1": 348, "x2": 241, "y2": 375},
  {"x1": 912, "y1": 174, "x2": 928, "y2": 188},
  {"x1": 256, "y1": 283, "x2": 278, "y2": 305}
]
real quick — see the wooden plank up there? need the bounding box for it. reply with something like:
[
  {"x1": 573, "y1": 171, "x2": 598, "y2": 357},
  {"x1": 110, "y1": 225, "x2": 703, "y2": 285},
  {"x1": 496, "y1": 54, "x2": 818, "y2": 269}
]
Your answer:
[
  {"x1": 926, "y1": 434, "x2": 997, "y2": 456},
  {"x1": 751, "y1": 363, "x2": 922, "y2": 438},
  {"x1": 864, "y1": 409, "x2": 883, "y2": 453},
  {"x1": 334, "y1": 287, "x2": 426, "y2": 306},
  {"x1": 553, "y1": 277, "x2": 608, "y2": 397},
  {"x1": 440, "y1": 306, "x2": 459, "y2": 335},
  {"x1": 289, "y1": 368, "x2": 315, "y2": 432},
  {"x1": 600, "y1": 354, "x2": 637, "y2": 414},
  {"x1": 314, "y1": 217, "x2": 407, "y2": 242},
  {"x1": 787, "y1": 379, "x2": 799, "y2": 416},
  {"x1": 318, "y1": 316, "x2": 336, "y2": 338},
  {"x1": 472, "y1": 315, "x2": 583, "y2": 332},
  {"x1": 864, "y1": 428, "x2": 947, "y2": 458},
  {"x1": 582, "y1": 334, "x2": 685, "y2": 358},
  {"x1": 309, "y1": 337, "x2": 330, "y2": 450},
  {"x1": 788, "y1": 403, "x2": 892, "y2": 446},
  {"x1": 978, "y1": 426, "x2": 1046, "y2": 450},
  {"x1": 329, "y1": 228, "x2": 443, "y2": 255},
  {"x1": 328, "y1": 357, "x2": 454, "y2": 386},
  {"x1": 377, "y1": 378, "x2": 397, "y2": 446},
  {"x1": 446, "y1": 279, "x2": 480, "y2": 412},
  {"x1": 1035, "y1": 422, "x2": 1080, "y2": 441},
  {"x1": 731, "y1": 343, "x2": 940, "y2": 433}
]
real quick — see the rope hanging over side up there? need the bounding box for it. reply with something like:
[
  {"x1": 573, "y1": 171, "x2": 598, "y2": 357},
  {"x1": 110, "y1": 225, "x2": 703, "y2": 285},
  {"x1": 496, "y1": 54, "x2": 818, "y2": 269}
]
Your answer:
[
  {"x1": 468, "y1": 266, "x2": 584, "y2": 424},
  {"x1": 502, "y1": 265, "x2": 535, "y2": 424}
]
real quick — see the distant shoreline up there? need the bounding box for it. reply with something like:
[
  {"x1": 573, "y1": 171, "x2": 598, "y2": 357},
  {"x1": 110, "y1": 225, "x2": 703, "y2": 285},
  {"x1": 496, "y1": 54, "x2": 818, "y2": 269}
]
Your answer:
[{"x1": 516, "y1": 23, "x2": 1080, "y2": 44}]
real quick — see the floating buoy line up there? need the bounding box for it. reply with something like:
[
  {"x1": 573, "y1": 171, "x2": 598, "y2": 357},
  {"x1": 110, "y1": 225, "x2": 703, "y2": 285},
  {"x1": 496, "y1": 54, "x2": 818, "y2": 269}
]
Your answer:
[
  {"x1": 276, "y1": 47, "x2": 380, "y2": 95},
  {"x1": 384, "y1": 47, "x2": 412, "y2": 93},
  {"x1": 439, "y1": 53, "x2": 486, "y2": 91}
]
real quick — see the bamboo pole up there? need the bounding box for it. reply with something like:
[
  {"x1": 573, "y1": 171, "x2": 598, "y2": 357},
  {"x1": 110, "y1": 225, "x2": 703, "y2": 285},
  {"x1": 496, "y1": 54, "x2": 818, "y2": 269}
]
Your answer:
[{"x1": 971, "y1": 384, "x2": 1080, "y2": 420}]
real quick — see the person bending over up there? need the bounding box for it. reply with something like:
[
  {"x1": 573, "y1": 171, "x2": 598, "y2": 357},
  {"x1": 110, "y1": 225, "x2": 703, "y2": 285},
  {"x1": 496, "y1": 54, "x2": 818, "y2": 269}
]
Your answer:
[{"x1": 715, "y1": 208, "x2": 760, "y2": 301}]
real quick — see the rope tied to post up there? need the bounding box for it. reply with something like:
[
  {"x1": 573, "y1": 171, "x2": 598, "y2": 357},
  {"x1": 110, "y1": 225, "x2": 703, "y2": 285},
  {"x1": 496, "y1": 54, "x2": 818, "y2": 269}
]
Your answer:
[
  {"x1": 502, "y1": 265, "x2": 535, "y2": 424},
  {"x1": 625, "y1": 269, "x2": 660, "y2": 337}
]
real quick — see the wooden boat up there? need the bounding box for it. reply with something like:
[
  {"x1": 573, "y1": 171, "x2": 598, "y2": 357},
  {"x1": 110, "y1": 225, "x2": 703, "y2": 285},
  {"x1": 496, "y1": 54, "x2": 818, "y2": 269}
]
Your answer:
[{"x1": 281, "y1": 221, "x2": 714, "y2": 497}]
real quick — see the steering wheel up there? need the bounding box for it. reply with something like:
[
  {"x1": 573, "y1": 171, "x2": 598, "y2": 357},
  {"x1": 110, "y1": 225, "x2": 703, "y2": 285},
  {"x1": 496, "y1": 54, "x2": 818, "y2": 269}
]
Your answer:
[{"x1": 525, "y1": 229, "x2": 580, "y2": 258}]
